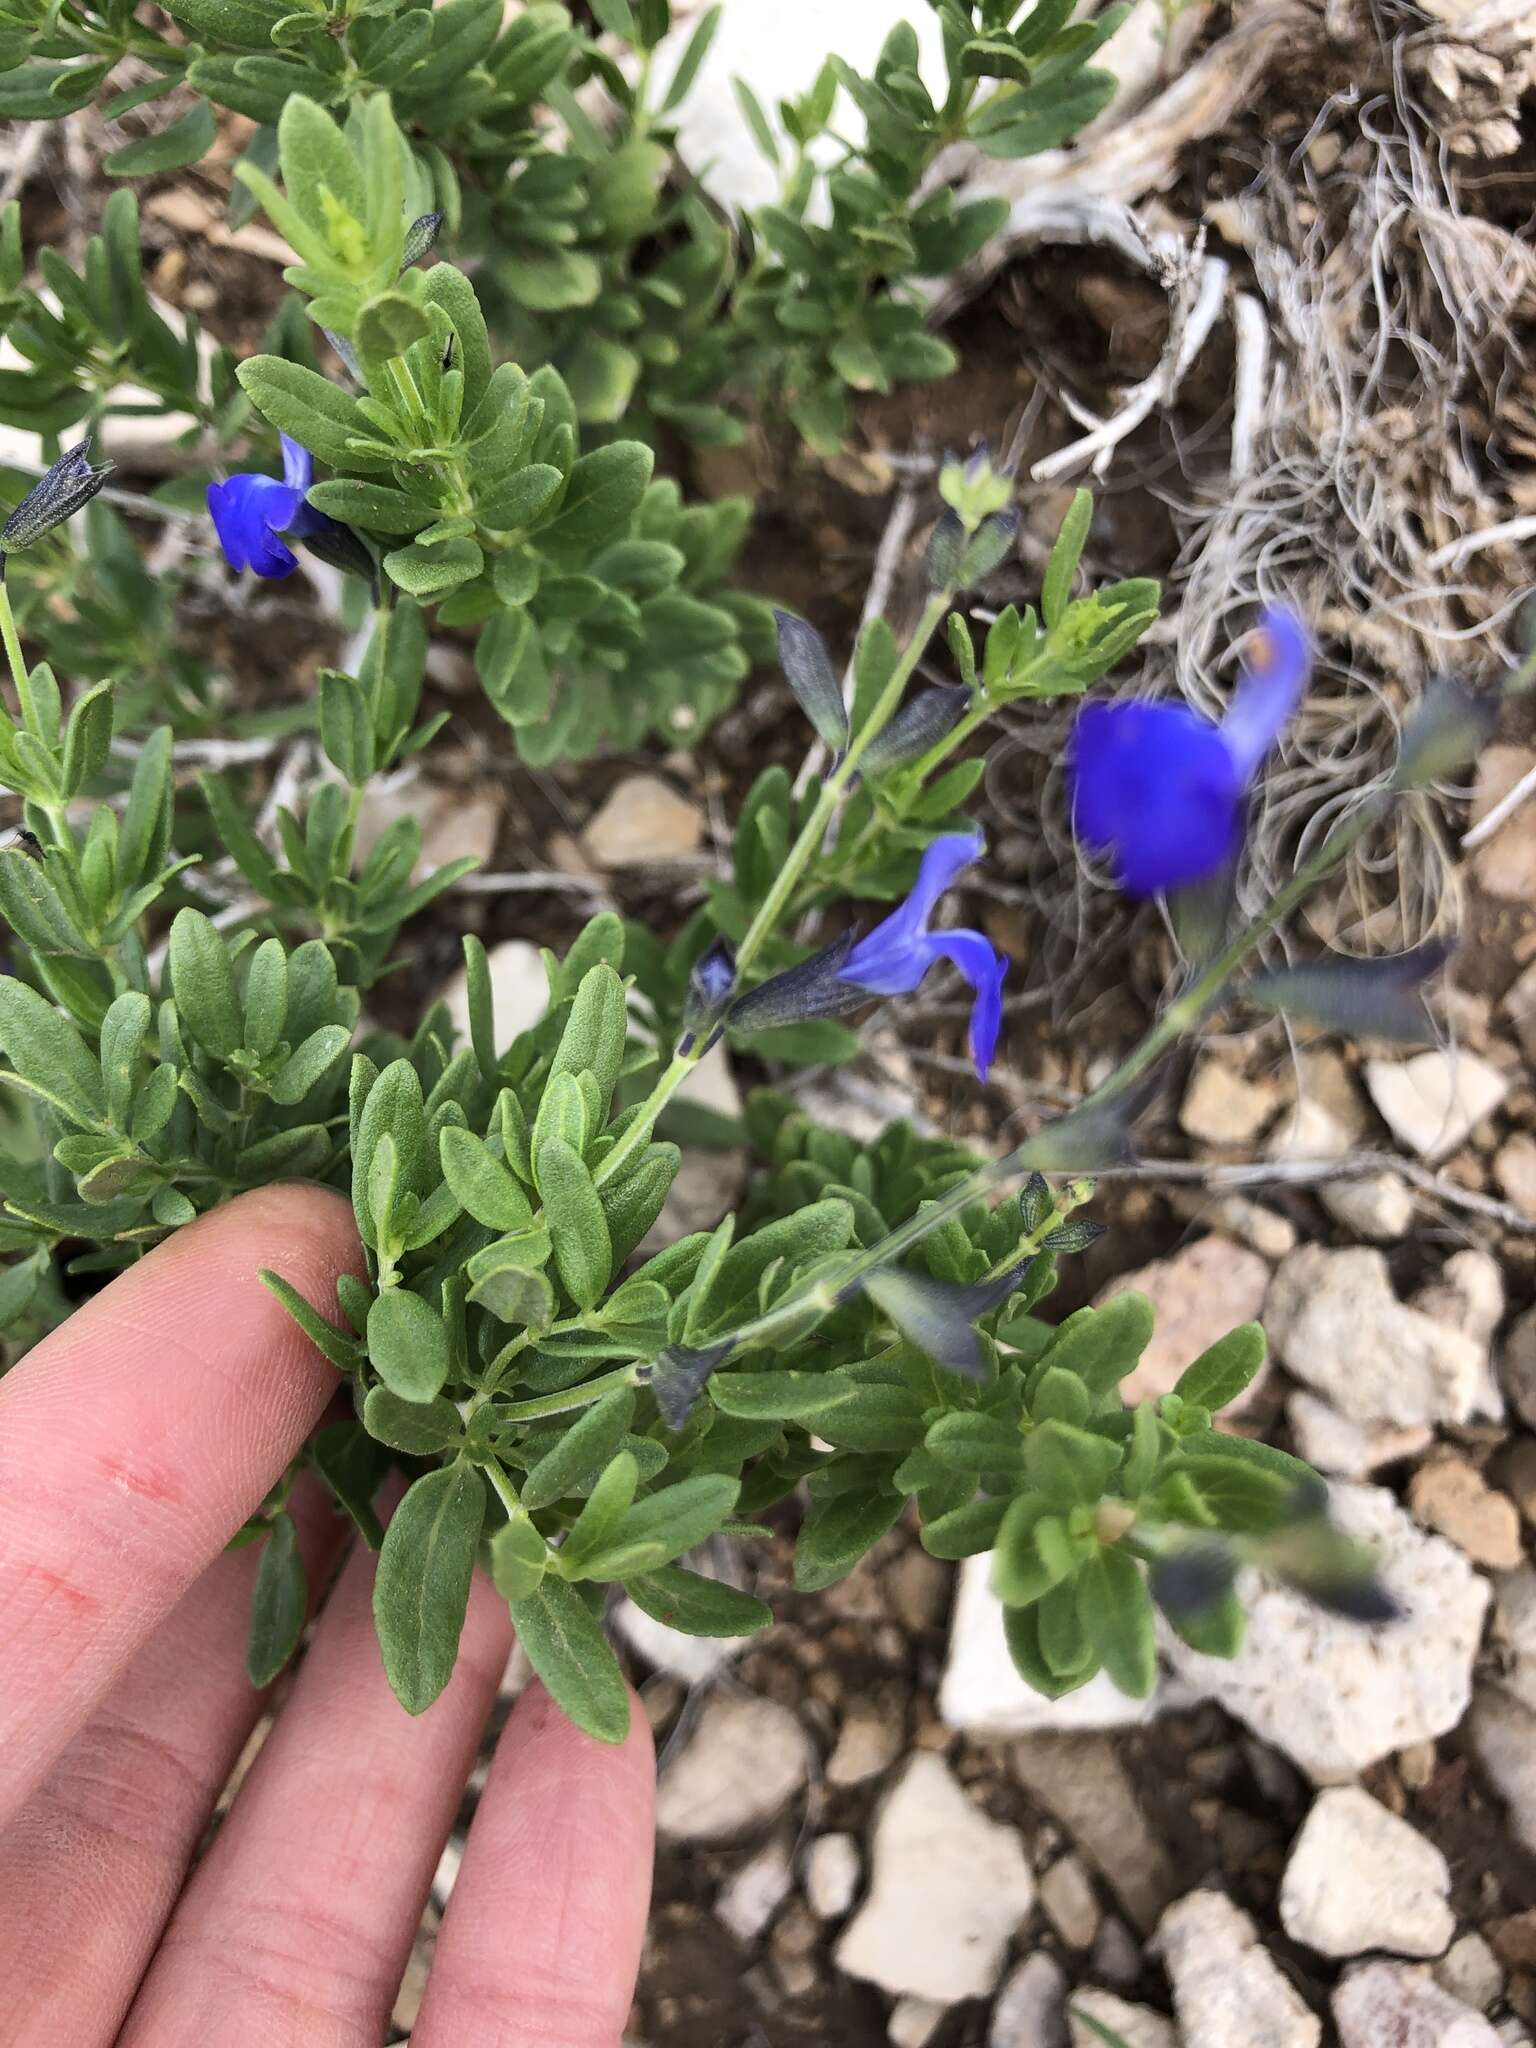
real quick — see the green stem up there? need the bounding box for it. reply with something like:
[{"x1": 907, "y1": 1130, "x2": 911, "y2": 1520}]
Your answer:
[
  {"x1": 1075, "y1": 790, "x2": 1391, "y2": 1117},
  {"x1": 675, "y1": 784, "x2": 1395, "y2": 1377},
  {"x1": 594, "y1": 585, "x2": 957, "y2": 1192},
  {"x1": 0, "y1": 580, "x2": 34, "y2": 727},
  {"x1": 485, "y1": 1459, "x2": 523, "y2": 1520},
  {"x1": 492, "y1": 1361, "x2": 640, "y2": 1424},
  {"x1": 736, "y1": 586, "x2": 954, "y2": 974}
]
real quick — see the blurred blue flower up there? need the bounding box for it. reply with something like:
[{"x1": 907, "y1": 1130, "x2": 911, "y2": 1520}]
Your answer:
[
  {"x1": 838, "y1": 831, "x2": 1007, "y2": 1081},
  {"x1": 1070, "y1": 607, "x2": 1310, "y2": 897},
  {"x1": 207, "y1": 435, "x2": 339, "y2": 579}
]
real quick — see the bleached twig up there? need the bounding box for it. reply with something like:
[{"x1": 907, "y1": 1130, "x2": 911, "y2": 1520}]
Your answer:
[
  {"x1": 1031, "y1": 245, "x2": 1229, "y2": 481},
  {"x1": 1230, "y1": 291, "x2": 1271, "y2": 478},
  {"x1": 1463, "y1": 758, "x2": 1536, "y2": 851},
  {"x1": 1425, "y1": 514, "x2": 1536, "y2": 572}
]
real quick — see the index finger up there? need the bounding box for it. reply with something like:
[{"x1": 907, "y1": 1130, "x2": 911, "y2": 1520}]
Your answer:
[{"x1": 0, "y1": 1183, "x2": 360, "y2": 1830}]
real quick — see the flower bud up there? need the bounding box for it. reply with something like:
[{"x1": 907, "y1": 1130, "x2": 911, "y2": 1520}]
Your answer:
[
  {"x1": 402, "y1": 211, "x2": 444, "y2": 268},
  {"x1": 859, "y1": 685, "x2": 969, "y2": 777},
  {"x1": 774, "y1": 609, "x2": 848, "y2": 752},
  {"x1": 681, "y1": 936, "x2": 737, "y2": 1041},
  {"x1": 1, "y1": 438, "x2": 113, "y2": 557}
]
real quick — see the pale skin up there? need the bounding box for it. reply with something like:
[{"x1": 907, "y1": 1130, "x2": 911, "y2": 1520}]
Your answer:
[{"x1": 0, "y1": 1184, "x2": 656, "y2": 2048}]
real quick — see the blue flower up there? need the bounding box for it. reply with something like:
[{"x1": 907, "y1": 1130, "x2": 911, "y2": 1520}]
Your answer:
[
  {"x1": 838, "y1": 831, "x2": 1008, "y2": 1081},
  {"x1": 207, "y1": 434, "x2": 339, "y2": 579},
  {"x1": 1069, "y1": 607, "x2": 1311, "y2": 897}
]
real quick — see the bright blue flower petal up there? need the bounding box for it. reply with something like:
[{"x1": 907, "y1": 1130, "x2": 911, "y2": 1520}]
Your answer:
[
  {"x1": 840, "y1": 832, "x2": 985, "y2": 993},
  {"x1": 837, "y1": 831, "x2": 1008, "y2": 1082},
  {"x1": 1070, "y1": 699, "x2": 1245, "y2": 898},
  {"x1": 207, "y1": 439, "x2": 341, "y2": 579},
  {"x1": 280, "y1": 434, "x2": 313, "y2": 492},
  {"x1": 1221, "y1": 606, "x2": 1310, "y2": 780},
  {"x1": 927, "y1": 927, "x2": 1007, "y2": 1080},
  {"x1": 206, "y1": 474, "x2": 303, "y2": 578}
]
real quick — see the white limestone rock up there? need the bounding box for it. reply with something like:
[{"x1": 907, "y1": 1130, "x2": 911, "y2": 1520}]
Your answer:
[
  {"x1": 1066, "y1": 1990, "x2": 1177, "y2": 2048},
  {"x1": 1263, "y1": 1245, "x2": 1488, "y2": 1428},
  {"x1": 805, "y1": 1832, "x2": 861, "y2": 1920},
  {"x1": 941, "y1": 1553, "x2": 1163, "y2": 1736},
  {"x1": 438, "y1": 938, "x2": 547, "y2": 1047},
  {"x1": 582, "y1": 773, "x2": 703, "y2": 866},
  {"x1": 990, "y1": 1954, "x2": 1069, "y2": 2048},
  {"x1": 1490, "y1": 1566, "x2": 1536, "y2": 1713},
  {"x1": 716, "y1": 1835, "x2": 794, "y2": 1942},
  {"x1": 1097, "y1": 1235, "x2": 1272, "y2": 1415},
  {"x1": 1156, "y1": 1889, "x2": 1321, "y2": 2048},
  {"x1": 1333, "y1": 1961, "x2": 1504, "y2": 2047},
  {"x1": 1161, "y1": 1483, "x2": 1490, "y2": 1782},
  {"x1": 1321, "y1": 1171, "x2": 1415, "y2": 1241},
  {"x1": 655, "y1": 1696, "x2": 810, "y2": 1842},
  {"x1": 1285, "y1": 1391, "x2": 1431, "y2": 1480},
  {"x1": 1279, "y1": 1787, "x2": 1455, "y2": 1958},
  {"x1": 1468, "y1": 1682, "x2": 1536, "y2": 1856},
  {"x1": 835, "y1": 1754, "x2": 1035, "y2": 2004},
  {"x1": 1364, "y1": 1050, "x2": 1508, "y2": 1162}
]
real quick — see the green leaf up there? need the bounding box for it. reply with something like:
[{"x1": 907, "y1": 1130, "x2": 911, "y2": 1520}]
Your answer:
[
  {"x1": 246, "y1": 1511, "x2": 307, "y2": 1686},
  {"x1": 1035, "y1": 1293, "x2": 1153, "y2": 1402},
  {"x1": 794, "y1": 1482, "x2": 903, "y2": 1593},
  {"x1": 440, "y1": 1124, "x2": 533, "y2": 1231},
  {"x1": 535, "y1": 1136, "x2": 611, "y2": 1310},
  {"x1": 269, "y1": 1024, "x2": 351, "y2": 1104},
  {"x1": 1077, "y1": 1544, "x2": 1155, "y2": 1696},
  {"x1": 367, "y1": 1285, "x2": 452, "y2": 1401},
  {"x1": 465, "y1": 1244, "x2": 554, "y2": 1327},
  {"x1": 357, "y1": 290, "x2": 431, "y2": 363},
  {"x1": 993, "y1": 1495, "x2": 1074, "y2": 1607},
  {"x1": 98, "y1": 990, "x2": 149, "y2": 1130},
  {"x1": 168, "y1": 908, "x2": 243, "y2": 1060},
  {"x1": 536, "y1": 441, "x2": 653, "y2": 559},
  {"x1": 577, "y1": 1473, "x2": 740, "y2": 1579},
  {"x1": 1041, "y1": 487, "x2": 1092, "y2": 630},
  {"x1": 548, "y1": 964, "x2": 627, "y2": 1122},
  {"x1": 384, "y1": 536, "x2": 483, "y2": 596},
  {"x1": 1169, "y1": 1454, "x2": 1297, "y2": 1535},
  {"x1": 1003, "y1": 1601, "x2": 1099, "y2": 1700},
  {"x1": 308, "y1": 478, "x2": 431, "y2": 535},
  {"x1": 521, "y1": 1385, "x2": 635, "y2": 1510},
  {"x1": 374, "y1": 1459, "x2": 486, "y2": 1714},
  {"x1": 105, "y1": 102, "x2": 217, "y2": 177},
  {"x1": 488, "y1": 1511, "x2": 549, "y2": 1601},
  {"x1": 309, "y1": 1419, "x2": 387, "y2": 1547},
  {"x1": 237, "y1": 355, "x2": 392, "y2": 471},
  {"x1": 1172, "y1": 1323, "x2": 1267, "y2": 1414},
  {"x1": 507, "y1": 1575, "x2": 631, "y2": 1743},
  {"x1": 0, "y1": 977, "x2": 104, "y2": 1128},
  {"x1": 628, "y1": 1564, "x2": 772, "y2": 1638},
  {"x1": 363, "y1": 1384, "x2": 463, "y2": 1454},
  {"x1": 710, "y1": 1370, "x2": 850, "y2": 1422},
  {"x1": 920, "y1": 1494, "x2": 1008, "y2": 1559},
  {"x1": 1023, "y1": 1420, "x2": 1122, "y2": 1509},
  {"x1": 260, "y1": 1268, "x2": 361, "y2": 1372},
  {"x1": 558, "y1": 1449, "x2": 640, "y2": 1574}
]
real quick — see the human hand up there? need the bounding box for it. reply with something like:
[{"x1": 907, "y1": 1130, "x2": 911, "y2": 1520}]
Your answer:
[{"x1": 0, "y1": 1185, "x2": 656, "y2": 2048}]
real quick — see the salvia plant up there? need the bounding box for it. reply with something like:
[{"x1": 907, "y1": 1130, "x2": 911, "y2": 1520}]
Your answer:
[
  {"x1": 0, "y1": 374, "x2": 1515, "y2": 1734},
  {"x1": 0, "y1": 3, "x2": 1516, "y2": 1740}
]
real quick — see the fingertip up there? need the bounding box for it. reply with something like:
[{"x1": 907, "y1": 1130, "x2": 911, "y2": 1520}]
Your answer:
[{"x1": 168, "y1": 1181, "x2": 362, "y2": 1308}]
